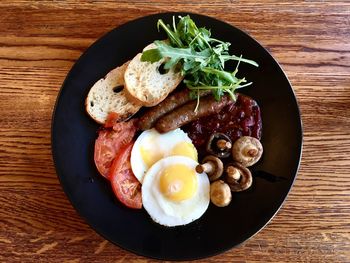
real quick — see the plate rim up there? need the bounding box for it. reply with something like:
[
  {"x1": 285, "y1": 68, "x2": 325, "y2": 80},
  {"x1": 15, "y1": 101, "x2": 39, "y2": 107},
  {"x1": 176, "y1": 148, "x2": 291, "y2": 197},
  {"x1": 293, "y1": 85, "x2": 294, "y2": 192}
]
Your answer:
[{"x1": 51, "y1": 11, "x2": 303, "y2": 260}]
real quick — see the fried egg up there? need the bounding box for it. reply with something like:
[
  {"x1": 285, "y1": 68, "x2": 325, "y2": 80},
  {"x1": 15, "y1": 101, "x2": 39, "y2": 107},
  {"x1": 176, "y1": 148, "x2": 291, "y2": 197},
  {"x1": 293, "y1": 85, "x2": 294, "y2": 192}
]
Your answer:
[
  {"x1": 131, "y1": 128, "x2": 197, "y2": 183},
  {"x1": 142, "y1": 156, "x2": 210, "y2": 227}
]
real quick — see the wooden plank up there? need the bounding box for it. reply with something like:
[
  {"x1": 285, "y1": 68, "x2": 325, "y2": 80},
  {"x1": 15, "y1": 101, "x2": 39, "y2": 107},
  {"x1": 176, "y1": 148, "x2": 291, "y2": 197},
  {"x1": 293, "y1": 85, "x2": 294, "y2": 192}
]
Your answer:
[{"x1": 0, "y1": 1, "x2": 349, "y2": 262}]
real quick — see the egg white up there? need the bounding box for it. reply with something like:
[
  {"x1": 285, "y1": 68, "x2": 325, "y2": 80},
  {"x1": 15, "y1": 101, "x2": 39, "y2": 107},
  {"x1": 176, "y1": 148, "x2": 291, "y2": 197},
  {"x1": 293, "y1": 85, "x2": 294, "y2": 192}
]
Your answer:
[
  {"x1": 131, "y1": 128, "x2": 195, "y2": 183},
  {"x1": 142, "y1": 156, "x2": 210, "y2": 227}
]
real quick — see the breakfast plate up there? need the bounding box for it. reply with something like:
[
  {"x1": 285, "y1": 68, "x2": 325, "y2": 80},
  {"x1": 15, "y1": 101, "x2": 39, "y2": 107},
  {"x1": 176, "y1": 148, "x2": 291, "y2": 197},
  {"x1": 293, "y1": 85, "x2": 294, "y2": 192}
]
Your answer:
[{"x1": 51, "y1": 12, "x2": 302, "y2": 260}]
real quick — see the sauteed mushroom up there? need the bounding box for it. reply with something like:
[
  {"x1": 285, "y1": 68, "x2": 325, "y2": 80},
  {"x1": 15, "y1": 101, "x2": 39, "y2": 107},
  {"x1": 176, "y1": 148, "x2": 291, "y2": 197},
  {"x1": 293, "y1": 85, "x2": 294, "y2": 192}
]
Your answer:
[
  {"x1": 232, "y1": 136, "x2": 263, "y2": 167},
  {"x1": 210, "y1": 180, "x2": 232, "y2": 207},
  {"x1": 225, "y1": 162, "x2": 252, "y2": 192},
  {"x1": 225, "y1": 166, "x2": 241, "y2": 181},
  {"x1": 206, "y1": 133, "x2": 232, "y2": 158},
  {"x1": 196, "y1": 155, "x2": 223, "y2": 181}
]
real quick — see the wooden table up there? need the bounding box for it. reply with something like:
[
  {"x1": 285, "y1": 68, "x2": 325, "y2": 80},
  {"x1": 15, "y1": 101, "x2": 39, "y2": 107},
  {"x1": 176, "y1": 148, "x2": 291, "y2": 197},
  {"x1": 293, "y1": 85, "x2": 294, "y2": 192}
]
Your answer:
[{"x1": 1, "y1": 1, "x2": 349, "y2": 262}]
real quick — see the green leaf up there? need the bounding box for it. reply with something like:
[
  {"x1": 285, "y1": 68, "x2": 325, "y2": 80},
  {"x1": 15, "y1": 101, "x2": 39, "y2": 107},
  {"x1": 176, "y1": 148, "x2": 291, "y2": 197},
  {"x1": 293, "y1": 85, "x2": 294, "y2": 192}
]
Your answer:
[
  {"x1": 222, "y1": 54, "x2": 259, "y2": 67},
  {"x1": 143, "y1": 15, "x2": 259, "y2": 110},
  {"x1": 140, "y1": 48, "x2": 163, "y2": 63},
  {"x1": 201, "y1": 67, "x2": 240, "y2": 84},
  {"x1": 157, "y1": 19, "x2": 184, "y2": 48},
  {"x1": 154, "y1": 41, "x2": 210, "y2": 62}
]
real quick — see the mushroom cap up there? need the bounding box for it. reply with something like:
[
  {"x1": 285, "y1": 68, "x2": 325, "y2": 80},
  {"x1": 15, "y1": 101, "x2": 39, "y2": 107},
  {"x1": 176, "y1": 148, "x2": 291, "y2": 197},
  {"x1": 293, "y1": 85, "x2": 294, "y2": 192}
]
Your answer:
[
  {"x1": 232, "y1": 136, "x2": 263, "y2": 167},
  {"x1": 202, "y1": 155, "x2": 223, "y2": 181},
  {"x1": 225, "y1": 162, "x2": 252, "y2": 192},
  {"x1": 206, "y1": 133, "x2": 232, "y2": 158},
  {"x1": 210, "y1": 180, "x2": 232, "y2": 207}
]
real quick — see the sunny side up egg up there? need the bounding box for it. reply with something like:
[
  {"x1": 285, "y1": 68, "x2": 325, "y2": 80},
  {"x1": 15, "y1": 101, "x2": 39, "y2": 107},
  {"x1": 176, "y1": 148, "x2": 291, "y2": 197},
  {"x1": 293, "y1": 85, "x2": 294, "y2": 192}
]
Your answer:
[
  {"x1": 142, "y1": 156, "x2": 210, "y2": 227},
  {"x1": 130, "y1": 128, "x2": 198, "y2": 183}
]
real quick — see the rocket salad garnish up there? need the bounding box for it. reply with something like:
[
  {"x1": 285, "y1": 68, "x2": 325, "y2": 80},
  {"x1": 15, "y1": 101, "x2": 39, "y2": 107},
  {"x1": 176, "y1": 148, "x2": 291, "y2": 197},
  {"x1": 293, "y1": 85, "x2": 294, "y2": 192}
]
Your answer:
[{"x1": 141, "y1": 15, "x2": 258, "y2": 111}]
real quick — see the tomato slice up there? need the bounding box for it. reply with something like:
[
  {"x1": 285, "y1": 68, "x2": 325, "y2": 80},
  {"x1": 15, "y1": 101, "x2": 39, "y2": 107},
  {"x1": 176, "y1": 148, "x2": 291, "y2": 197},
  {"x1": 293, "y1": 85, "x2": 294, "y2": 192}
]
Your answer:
[
  {"x1": 94, "y1": 119, "x2": 137, "y2": 179},
  {"x1": 109, "y1": 142, "x2": 142, "y2": 209},
  {"x1": 104, "y1": 112, "x2": 120, "y2": 128}
]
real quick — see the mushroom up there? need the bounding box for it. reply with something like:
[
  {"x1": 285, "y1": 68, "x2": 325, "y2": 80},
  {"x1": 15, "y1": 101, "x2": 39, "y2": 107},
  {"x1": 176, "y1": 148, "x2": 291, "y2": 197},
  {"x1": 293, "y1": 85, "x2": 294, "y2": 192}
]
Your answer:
[
  {"x1": 225, "y1": 162, "x2": 252, "y2": 192},
  {"x1": 206, "y1": 133, "x2": 232, "y2": 158},
  {"x1": 232, "y1": 136, "x2": 263, "y2": 167},
  {"x1": 210, "y1": 180, "x2": 232, "y2": 207},
  {"x1": 196, "y1": 155, "x2": 224, "y2": 181}
]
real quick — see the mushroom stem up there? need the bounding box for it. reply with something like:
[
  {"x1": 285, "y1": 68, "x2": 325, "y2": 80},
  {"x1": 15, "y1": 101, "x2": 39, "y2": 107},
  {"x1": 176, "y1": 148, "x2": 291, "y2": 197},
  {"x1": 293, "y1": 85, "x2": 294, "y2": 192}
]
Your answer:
[
  {"x1": 206, "y1": 133, "x2": 233, "y2": 158},
  {"x1": 196, "y1": 161, "x2": 214, "y2": 174},
  {"x1": 197, "y1": 155, "x2": 224, "y2": 181},
  {"x1": 232, "y1": 136, "x2": 263, "y2": 167},
  {"x1": 226, "y1": 166, "x2": 241, "y2": 181},
  {"x1": 216, "y1": 139, "x2": 232, "y2": 150},
  {"x1": 225, "y1": 162, "x2": 253, "y2": 192},
  {"x1": 247, "y1": 148, "x2": 258, "y2": 157}
]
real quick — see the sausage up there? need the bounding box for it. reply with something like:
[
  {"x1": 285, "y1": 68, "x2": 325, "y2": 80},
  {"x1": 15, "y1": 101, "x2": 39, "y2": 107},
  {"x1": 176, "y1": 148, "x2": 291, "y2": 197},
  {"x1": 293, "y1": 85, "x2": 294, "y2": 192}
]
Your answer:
[
  {"x1": 138, "y1": 89, "x2": 210, "y2": 130},
  {"x1": 138, "y1": 89, "x2": 191, "y2": 130},
  {"x1": 155, "y1": 95, "x2": 234, "y2": 133}
]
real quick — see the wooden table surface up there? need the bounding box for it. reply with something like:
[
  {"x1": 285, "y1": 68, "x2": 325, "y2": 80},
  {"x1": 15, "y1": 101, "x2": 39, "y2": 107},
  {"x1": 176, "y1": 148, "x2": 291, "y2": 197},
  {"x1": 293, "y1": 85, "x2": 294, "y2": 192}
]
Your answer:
[{"x1": 1, "y1": 1, "x2": 349, "y2": 262}]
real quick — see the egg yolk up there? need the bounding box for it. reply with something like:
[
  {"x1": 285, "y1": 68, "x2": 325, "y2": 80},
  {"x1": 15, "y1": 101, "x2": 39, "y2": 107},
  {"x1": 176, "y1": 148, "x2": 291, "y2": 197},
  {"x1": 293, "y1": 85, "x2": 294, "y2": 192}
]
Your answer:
[
  {"x1": 159, "y1": 164, "x2": 198, "y2": 202},
  {"x1": 140, "y1": 146, "x2": 163, "y2": 168},
  {"x1": 171, "y1": 142, "x2": 198, "y2": 161}
]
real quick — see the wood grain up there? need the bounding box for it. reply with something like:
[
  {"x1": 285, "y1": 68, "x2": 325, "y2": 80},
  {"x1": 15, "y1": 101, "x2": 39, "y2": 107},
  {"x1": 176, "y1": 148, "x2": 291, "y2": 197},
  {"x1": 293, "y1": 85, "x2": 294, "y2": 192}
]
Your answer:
[{"x1": 0, "y1": 1, "x2": 349, "y2": 262}]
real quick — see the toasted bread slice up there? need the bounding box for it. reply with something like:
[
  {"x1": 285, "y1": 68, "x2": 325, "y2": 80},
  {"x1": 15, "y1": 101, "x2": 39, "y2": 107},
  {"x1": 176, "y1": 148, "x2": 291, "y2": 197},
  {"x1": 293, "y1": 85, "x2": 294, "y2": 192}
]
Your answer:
[
  {"x1": 85, "y1": 62, "x2": 142, "y2": 124},
  {"x1": 124, "y1": 43, "x2": 184, "y2": 107}
]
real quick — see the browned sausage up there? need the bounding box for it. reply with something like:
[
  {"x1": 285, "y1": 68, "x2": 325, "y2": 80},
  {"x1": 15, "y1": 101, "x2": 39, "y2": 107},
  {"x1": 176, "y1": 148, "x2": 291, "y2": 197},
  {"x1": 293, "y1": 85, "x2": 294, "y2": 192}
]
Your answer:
[
  {"x1": 155, "y1": 95, "x2": 234, "y2": 133},
  {"x1": 138, "y1": 89, "x2": 210, "y2": 130}
]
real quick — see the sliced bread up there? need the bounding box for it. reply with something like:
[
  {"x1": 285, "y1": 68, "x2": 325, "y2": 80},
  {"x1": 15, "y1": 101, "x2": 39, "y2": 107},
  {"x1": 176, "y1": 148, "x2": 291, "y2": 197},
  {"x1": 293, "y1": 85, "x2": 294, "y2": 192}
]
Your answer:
[
  {"x1": 124, "y1": 43, "x2": 184, "y2": 107},
  {"x1": 85, "y1": 61, "x2": 142, "y2": 124}
]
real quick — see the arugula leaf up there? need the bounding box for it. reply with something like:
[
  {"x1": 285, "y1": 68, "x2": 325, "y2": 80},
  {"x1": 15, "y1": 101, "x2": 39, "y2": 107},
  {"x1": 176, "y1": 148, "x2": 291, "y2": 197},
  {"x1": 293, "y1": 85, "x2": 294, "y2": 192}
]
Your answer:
[
  {"x1": 141, "y1": 48, "x2": 163, "y2": 63},
  {"x1": 157, "y1": 19, "x2": 184, "y2": 48},
  {"x1": 155, "y1": 41, "x2": 209, "y2": 61},
  {"x1": 221, "y1": 54, "x2": 259, "y2": 67},
  {"x1": 141, "y1": 15, "x2": 259, "y2": 109},
  {"x1": 201, "y1": 67, "x2": 240, "y2": 84}
]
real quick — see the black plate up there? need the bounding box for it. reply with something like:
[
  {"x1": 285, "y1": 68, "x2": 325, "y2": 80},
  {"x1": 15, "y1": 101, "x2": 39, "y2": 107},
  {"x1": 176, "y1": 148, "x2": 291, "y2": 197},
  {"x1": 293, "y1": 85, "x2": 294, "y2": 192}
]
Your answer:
[{"x1": 51, "y1": 13, "x2": 302, "y2": 260}]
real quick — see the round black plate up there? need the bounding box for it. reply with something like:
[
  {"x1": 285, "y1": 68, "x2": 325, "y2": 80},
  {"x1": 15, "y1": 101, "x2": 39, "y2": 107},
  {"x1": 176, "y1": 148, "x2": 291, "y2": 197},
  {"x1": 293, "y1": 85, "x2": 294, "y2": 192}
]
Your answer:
[{"x1": 52, "y1": 13, "x2": 302, "y2": 260}]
